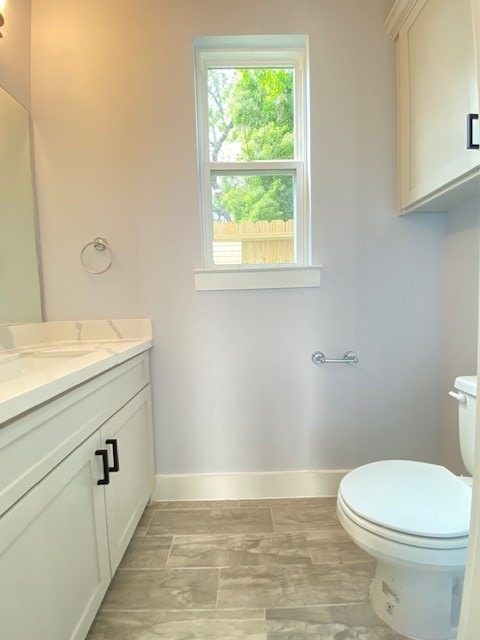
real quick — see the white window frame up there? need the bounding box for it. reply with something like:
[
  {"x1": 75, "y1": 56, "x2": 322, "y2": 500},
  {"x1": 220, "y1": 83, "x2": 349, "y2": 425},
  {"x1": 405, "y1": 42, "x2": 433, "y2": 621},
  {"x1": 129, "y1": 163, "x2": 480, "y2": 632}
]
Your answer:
[{"x1": 193, "y1": 36, "x2": 320, "y2": 291}]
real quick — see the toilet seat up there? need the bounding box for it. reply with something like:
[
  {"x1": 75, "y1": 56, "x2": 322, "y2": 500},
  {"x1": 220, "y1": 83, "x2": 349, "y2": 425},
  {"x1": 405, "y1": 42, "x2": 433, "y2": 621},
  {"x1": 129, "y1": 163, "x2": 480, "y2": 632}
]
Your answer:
[
  {"x1": 339, "y1": 460, "x2": 471, "y2": 539},
  {"x1": 337, "y1": 492, "x2": 468, "y2": 551}
]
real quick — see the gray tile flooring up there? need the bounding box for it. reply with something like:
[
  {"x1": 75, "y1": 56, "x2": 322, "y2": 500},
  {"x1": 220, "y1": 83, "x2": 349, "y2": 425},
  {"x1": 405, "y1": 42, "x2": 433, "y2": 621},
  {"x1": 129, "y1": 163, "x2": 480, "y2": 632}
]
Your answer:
[{"x1": 87, "y1": 498, "x2": 407, "y2": 639}]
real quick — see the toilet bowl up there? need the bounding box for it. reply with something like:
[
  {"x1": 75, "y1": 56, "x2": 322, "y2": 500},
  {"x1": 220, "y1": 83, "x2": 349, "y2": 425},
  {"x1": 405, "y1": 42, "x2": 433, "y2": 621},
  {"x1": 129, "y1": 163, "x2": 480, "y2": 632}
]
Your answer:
[{"x1": 337, "y1": 376, "x2": 476, "y2": 640}]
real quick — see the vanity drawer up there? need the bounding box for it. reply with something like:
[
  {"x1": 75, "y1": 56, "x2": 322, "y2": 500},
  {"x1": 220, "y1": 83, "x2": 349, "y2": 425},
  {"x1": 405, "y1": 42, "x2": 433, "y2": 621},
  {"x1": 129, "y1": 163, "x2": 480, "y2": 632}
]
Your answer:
[{"x1": 0, "y1": 352, "x2": 150, "y2": 516}]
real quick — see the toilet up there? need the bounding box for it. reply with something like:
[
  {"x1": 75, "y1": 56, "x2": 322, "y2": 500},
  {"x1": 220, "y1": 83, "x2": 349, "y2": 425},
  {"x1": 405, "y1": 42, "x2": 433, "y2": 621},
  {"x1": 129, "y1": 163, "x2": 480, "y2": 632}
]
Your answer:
[{"x1": 337, "y1": 376, "x2": 476, "y2": 640}]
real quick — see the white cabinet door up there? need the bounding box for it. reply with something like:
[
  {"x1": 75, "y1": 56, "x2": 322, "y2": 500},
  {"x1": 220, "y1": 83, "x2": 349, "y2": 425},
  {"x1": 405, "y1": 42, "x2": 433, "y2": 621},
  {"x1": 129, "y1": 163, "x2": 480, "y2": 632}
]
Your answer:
[
  {"x1": 398, "y1": 0, "x2": 479, "y2": 212},
  {"x1": 101, "y1": 385, "x2": 155, "y2": 573},
  {"x1": 0, "y1": 431, "x2": 111, "y2": 640}
]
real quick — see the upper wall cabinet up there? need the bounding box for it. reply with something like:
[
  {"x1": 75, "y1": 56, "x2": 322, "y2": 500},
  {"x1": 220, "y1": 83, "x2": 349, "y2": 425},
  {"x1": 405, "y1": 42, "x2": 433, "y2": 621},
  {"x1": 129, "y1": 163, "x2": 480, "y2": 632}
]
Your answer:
[{"x1": 386, "y1": 0, "x2": 479, "y2": 214}]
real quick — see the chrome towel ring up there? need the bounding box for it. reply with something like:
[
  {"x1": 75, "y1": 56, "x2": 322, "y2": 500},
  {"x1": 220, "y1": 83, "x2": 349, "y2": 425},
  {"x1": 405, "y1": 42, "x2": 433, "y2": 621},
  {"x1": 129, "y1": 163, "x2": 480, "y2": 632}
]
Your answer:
[{"x1": 80, "y1": 237, "x2": 112, "y2": 274}]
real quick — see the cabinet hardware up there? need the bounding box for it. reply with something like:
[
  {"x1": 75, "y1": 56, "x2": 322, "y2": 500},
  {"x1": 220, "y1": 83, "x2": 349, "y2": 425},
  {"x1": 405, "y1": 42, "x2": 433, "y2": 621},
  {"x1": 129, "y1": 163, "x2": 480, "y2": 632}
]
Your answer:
[
  {"x1": 95, "y1": 449, "x2": 110, "y2": 485},
  {"x1": 105, "y1": 438, "x2": 120, "y2": 473},
  {"x1": 467, "y1": 114, "x2": 479, "y2": 150}
]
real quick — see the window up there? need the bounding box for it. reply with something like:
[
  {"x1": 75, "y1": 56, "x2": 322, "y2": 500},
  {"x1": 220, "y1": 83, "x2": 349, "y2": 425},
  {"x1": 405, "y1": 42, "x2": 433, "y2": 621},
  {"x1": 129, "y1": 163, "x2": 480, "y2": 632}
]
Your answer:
[{"x1": 194, "y1": 36, "x2": 319, "y2": 290}]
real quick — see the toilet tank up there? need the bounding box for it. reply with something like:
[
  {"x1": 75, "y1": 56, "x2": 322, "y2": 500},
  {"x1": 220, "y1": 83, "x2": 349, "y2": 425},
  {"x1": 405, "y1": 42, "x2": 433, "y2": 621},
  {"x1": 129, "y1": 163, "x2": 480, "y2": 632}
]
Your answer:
[{"x1": 454, "y1": 376, "x2": 477, "y2": 475}]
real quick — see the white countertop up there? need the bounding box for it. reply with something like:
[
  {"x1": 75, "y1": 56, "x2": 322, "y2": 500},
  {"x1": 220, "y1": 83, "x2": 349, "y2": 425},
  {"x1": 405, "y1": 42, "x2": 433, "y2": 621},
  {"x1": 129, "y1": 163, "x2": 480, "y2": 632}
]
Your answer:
[{"x1": 0, "y1": 319, "x2": 152, "y2": 424}]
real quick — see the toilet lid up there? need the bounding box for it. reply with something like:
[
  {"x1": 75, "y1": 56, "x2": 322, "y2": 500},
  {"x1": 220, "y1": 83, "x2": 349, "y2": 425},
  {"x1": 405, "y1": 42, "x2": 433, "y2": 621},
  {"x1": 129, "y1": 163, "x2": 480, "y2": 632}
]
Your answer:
[{"x1": 339, "y1": 460, "x2": 472, "y2": 538}]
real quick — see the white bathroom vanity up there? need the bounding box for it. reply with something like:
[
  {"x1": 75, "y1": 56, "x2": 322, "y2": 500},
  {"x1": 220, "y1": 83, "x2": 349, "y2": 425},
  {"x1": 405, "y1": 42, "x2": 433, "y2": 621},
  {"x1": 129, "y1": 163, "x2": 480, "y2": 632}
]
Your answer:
[{"x1": 0, "y1": 319, "x2": 155, "y2": 640}]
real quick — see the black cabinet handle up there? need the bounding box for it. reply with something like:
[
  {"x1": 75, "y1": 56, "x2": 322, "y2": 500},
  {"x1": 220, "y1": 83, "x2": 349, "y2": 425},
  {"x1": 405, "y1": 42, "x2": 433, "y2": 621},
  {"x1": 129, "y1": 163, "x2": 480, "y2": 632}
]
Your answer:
[
  {"x1": 467, "y1": 114, "x2": 479, "y2": 149},
  {"x1": 95, "y1": 449, "x2": 110, "y2": 485},
  {"x1": 105, "y1": 438, "x2": 120, "y2": 472}
]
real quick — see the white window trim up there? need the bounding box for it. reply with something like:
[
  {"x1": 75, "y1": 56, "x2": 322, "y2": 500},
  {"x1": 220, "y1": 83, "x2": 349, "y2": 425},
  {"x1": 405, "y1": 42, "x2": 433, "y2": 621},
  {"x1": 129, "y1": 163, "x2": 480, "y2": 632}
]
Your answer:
[
  {"x1": 194, "y1": 265, "x2": 321, "y2": 291},
  {"x1": 194, "y1": 35, "x2": 320, "y2": 291}
]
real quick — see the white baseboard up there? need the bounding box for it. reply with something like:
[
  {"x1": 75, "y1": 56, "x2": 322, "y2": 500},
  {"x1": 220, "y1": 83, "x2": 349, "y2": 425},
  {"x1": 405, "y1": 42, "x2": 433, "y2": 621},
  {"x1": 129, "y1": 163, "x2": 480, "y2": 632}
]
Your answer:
[{"x1": 153, "y1": 469, "x2": 349, "y2": 502}]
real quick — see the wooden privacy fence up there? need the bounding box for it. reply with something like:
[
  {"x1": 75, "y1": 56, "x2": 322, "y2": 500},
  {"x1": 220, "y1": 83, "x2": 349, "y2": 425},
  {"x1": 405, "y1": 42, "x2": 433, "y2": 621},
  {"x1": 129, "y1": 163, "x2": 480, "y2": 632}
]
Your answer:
[{"x1": 213, "y1": 219, "x2": 294, "y2": 264}]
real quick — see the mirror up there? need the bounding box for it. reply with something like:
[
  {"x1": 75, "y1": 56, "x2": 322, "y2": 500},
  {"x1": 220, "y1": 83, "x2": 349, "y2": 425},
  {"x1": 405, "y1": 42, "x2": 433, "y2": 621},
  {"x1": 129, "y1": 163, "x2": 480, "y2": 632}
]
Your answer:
[{"x1": 0, "y1": 84, "x2": 42, "y2": 324}]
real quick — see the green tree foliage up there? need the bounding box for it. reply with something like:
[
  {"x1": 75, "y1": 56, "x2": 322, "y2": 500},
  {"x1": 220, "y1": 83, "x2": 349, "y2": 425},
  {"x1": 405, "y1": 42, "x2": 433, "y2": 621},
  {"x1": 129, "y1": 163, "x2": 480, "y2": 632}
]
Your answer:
[
  {"x1": 208, "y1": 68, "x2": 295, "y2": 223},
  {"x1": 214, "y1": 173, "x2": 294, "y2": 224},
  {"x1": 229, "y1": 69, "x2": 294, "y2": 161}
]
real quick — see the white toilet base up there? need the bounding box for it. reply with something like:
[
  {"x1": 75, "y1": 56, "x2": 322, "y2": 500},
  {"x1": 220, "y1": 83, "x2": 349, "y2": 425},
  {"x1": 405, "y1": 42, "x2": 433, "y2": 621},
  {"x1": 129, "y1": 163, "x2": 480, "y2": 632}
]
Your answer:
[{"x1": 370, "y1": 561, "x2": 464, "y2": 640}]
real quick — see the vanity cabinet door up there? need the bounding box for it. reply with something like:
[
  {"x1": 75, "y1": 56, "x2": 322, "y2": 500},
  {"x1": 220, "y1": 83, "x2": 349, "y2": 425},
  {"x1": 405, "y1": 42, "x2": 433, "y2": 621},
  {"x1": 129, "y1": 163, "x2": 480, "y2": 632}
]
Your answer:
[
  {"x1": 0, "y1": 431, "x2": 111, "y2": 640},
  {"x1": 397, "y1": 0, "x2": 479, "y2": 213},
  {"x1": 101, "y1": 385, "x2": 155, "y2": 573}
]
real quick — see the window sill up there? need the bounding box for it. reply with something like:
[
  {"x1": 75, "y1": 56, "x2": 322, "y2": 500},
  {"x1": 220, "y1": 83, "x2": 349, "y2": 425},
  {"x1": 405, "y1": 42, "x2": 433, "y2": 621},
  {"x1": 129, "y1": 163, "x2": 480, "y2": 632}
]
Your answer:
[{"x1": 194, "y1": 266, "x2": 321, "y2": 291}]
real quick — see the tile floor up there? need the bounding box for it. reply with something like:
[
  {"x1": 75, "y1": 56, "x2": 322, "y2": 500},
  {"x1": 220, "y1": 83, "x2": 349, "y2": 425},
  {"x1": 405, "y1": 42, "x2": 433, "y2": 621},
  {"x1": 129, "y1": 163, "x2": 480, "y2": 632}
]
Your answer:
[{"x1": 87, "y1": 498, "x2": 407, "y2": 639}]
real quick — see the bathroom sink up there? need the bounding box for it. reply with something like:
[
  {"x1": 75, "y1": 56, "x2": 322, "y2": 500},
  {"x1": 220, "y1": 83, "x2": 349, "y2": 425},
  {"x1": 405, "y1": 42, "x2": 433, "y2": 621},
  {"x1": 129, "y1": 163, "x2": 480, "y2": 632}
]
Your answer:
[{"x1": 0, "y1": 350, "x2": 97, "y2": 384}]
